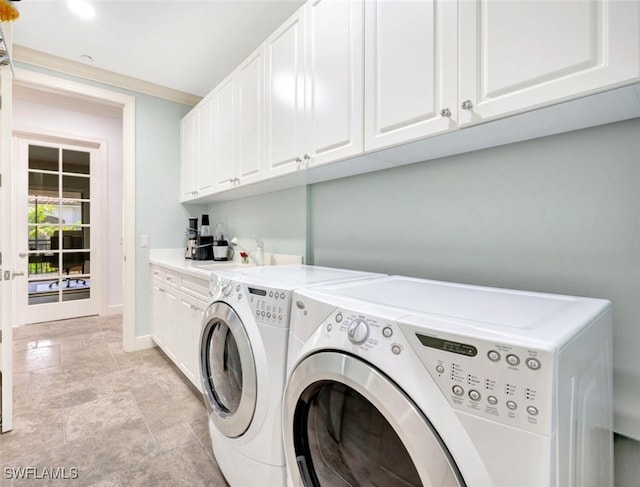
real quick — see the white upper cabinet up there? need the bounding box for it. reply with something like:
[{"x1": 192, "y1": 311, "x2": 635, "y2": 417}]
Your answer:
[
  {"x1": 197, "y1": 95, "x2": 215, "y2": 194},
  {"x1": 364, "y1": 0, "x2": 458, "y2": 151},
  {"x1": 265, "y1": 8, "x2": 306, "y2": 178},
  {"x1": 180, "y1": 95, "x2": 215, "y2": 201},
  {"x1": 180, "y1": 109, "x2": 198, "y2": 201},
  {"x1": 236, "y1": 47, "x2": 265, "y2": 185},
  {"x1": 305, "y1": 0, "x2": 364, "y2": 167},
  {"x1": 458, "y1": 0, "x2": 640, "y2": 126},
  {"x1": 212, "y1": 73, "x2": 237, "y2": 192}
]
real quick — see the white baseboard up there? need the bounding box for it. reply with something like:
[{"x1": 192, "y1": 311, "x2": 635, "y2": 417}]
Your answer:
[
  {"x1": 128, "y1": 334, "x2": 155, "y2": 352},
  {"x1": 106, "y1": 304, "x2": 123, "y2": 315}
]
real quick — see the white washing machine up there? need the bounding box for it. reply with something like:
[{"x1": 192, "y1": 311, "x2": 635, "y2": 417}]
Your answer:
[
  {"x1": 284, "y1": 276, "x2": 613, "y2": 487},
  {"x1": 199, "y1": 264, "x2": 384, "y2": 487}
]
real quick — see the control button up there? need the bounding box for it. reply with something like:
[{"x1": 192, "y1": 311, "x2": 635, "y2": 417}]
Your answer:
[
  {"x1": 487, "y1": 350, "x2": 501, "y2": 362},
  {"x1": 236, "y1": 285, "x2": 241, "y2": 292},
  {"x1": 222, "y1": 284, "x2": 232, "y2": 297},
  {"x1": 281, "y1": 293, "x2": 286, "y2": 299},
  {"x1": 391, "y1": 344, "x2": 402, "y2": 355},
  {"x1": 382, "y1": 326, "x2": 393, "y2": 338},
  {"x1": 526, "y1": 358, "x2": 541, "y2": 370},
  {"x1": 347, "y1": 319, "x2": 370, "y2": 345},
  {"x1": 269, "y1": 291, "x2": 273, "y2": 297},
  {"x1": 506, "y1": 354, "x2": 520, "y2": 366},
  {"x1": 435, "y1": 365, "x2": 445, "y2": 374},
  {"x1": 335, "y1": 313, "x2": 343, "y2": 323},
  {"x1": 527, "y1": 406, "x2": 539, "y2": 416},
  {"x1": 452, "y1": 385, "x2": 464, "y2": 397},
  {"x1": 256, "y1": 310, "x2": 260, "y2": 316},
  {"x1": 468, "y1": 390, "x2": 481, "y2": 401},
  {"x1": 327, "y1": 323, "x2": 333, "y2": 332},
  {"x1": 487, "y1": 396, "x2": 498, "y2": 406},
  {"x1": 279, "y1": 315, "x2": 283, "y2": 321},
  {"x1": 267, "y1": 312, "x2": 271, "y2": 318},
  {"x1": 506, "y1": 400, "x2": 518, "y2": 411}
]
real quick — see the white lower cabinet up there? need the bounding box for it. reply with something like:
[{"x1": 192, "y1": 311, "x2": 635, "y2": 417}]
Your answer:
[
  {"x1": 177, "y1": 293, "x2": 206, "y2": 391},
  {"x1": 151, "y1": 265, "x2": 208, "y2": 392}
]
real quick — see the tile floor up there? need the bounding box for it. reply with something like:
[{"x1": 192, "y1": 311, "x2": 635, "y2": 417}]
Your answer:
[{"x1": 1, "y1": 315, "x2": 229, "y2": 486}]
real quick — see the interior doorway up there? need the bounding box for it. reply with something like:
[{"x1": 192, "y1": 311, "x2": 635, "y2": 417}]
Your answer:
[{"x1": 15, "y1": 136, "x2": 103, "y2": 324}]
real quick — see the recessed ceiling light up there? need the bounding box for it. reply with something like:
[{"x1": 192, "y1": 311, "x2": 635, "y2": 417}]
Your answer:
[{"x1": 67, "y1": 0, "x2": 95, "y2": 20}]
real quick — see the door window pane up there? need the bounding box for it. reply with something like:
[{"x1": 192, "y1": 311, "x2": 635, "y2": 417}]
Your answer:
[
  {"x1": 28, "y1": 145, "x2": 58, "y2": 171},
  {"x1": 28, "y1": 172, "x2": 58, "y2": 196},
  {"x1": 62, "y1": 175, "x2": 90, "y2": 199},
  {"x1": 62, "y1": 149, "x2": 90, "y2": 174}
]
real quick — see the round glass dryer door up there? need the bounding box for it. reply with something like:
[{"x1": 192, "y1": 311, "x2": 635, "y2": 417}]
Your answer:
[
  {"x1": 284, "y1": 352, "x2": 465, "y2": 487},
  {"x1": 200, "y1": 301, "x2": 257, "y2": 438}
]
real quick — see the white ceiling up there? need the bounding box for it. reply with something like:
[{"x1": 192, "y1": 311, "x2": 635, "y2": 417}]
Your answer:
[{"x1": 11, "y1": 0, "x2": 305, "y2": 98}]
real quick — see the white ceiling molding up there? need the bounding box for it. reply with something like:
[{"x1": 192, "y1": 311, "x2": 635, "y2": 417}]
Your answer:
[{"x1": 13, "y1": 45, "x2": 202, "y2": 107}]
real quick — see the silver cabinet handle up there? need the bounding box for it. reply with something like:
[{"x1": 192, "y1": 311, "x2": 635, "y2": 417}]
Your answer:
[
  {"x1": 461, "y1": 100, "x2": 473, "y2": 110},
  {"x1": 13, "y1": 271, "x2": 24, "y2": 277},
  {"x1": 440, "y1": 108, "x2": 451, "y2": 117}
]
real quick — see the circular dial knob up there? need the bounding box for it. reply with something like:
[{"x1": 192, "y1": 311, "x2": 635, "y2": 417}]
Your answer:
[
  {"x1": 347, "y1": 319, "x2": 370, "y2": 345},
  {"x1": 221, "y1": 280, "x2": 233, "y2": 297}
]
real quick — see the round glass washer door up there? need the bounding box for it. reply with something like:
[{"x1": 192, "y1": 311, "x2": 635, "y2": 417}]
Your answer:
[
  {"x1": 200, "y1": 301, "x2": 257, "y2": 438},
  {"x1": 284, "y1": 352, "x2": 465, "y2": 487}
]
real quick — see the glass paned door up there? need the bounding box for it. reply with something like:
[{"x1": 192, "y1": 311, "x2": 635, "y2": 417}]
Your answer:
[{"x1": 18, "y1": 139, "x2": 99, "y2": 324}]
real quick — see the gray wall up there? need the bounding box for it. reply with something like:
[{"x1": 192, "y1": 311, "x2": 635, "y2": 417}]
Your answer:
[
  {"x1": 133, "y1": 94, "x2": 194, "y2": 335},
  {"x1": 210, "y1": 117, "x2": 640, "y2": 486}
]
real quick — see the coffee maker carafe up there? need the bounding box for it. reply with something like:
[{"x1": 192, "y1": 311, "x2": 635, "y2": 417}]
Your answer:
[
  {"x1": 185, "y1": 218, "x2": 198, "y2": 259},
  {"x1": 213, "y1": 223, "x2": 229, "y2": 261}
]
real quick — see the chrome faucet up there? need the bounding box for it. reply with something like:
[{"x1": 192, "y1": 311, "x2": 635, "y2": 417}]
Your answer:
[{"x1": 231, "y1": 236, "x2": 264, "y2": 266}]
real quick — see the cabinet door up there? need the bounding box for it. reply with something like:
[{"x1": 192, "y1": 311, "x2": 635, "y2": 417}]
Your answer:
[
  {"x1": 151, "y1": 282, "x2": 164, "y2": 346},
  {"x1": 163, "y1": 288, "x2": 179, "y2": 362},
  {"x1": 180, "y1": 110, "x2": 198, "y2": 201},
  {"x1": 306, "y1": 0, "x2": 364, "y2": 167},
  {"x1": 213, "y1": 74, "x2": 237, "y2": 191},
  {"x1": 265, "y1": 7, "x2": 306, "y2": 178},
  {"x1": 178, "y1": 294, "x2": 204, "y2": 390},
  {"x1": 459, "y1": 0, "x2": 640, "y2": 126},
  {"x1": 197, "y1": 95, "x2": 215, "y2": 194},
  {"x1": 364, "y1": 0, "x2": 458, "y2": 151},
  {"x1": 236, "y1": 47, "x2": 265, "y2": 186}
]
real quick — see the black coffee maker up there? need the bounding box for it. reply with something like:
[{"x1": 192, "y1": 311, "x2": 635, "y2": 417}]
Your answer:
[{"x1": 195, "y1": 214, "x2": 214, "y2": 260}]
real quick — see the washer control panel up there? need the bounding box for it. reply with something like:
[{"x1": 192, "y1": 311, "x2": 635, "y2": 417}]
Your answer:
[
  {"x1": 402, "y1": 323, "x2": 554, "y2": 435},
  {"x1": 245, "y1": 284, "x2": 290, "y2": 327},
  {"x1": 213, "y1": 278, "x2": 291, "y2": 327}
]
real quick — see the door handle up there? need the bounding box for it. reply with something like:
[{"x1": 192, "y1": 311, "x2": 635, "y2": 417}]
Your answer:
[{"x1": 4, "y1": 270, "x2": 24, "y2": 280}]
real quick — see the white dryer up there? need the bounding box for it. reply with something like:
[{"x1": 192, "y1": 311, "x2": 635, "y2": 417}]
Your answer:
[
  {"x1": 199, "y1": 265, "x2": 383, "y2": 487},
  {"x1": 284, "y1": 276, "x2": 613, "y2": 487}
]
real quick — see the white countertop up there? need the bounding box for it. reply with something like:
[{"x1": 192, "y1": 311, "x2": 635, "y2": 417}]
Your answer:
[{"x1": 149, "y1": 248, "x2": 303, "y2": 280}]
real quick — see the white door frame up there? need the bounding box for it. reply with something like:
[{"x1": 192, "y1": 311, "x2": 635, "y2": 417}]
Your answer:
[
  {"x1": 13, "y1": 68, "x2": 137, "y2": 352},
  {"x1": 1, "y1": 65, "x2": 14, "y2": 432},
  {"x1": 14, "y1": 133, "x2": 105, "y2": 324}
]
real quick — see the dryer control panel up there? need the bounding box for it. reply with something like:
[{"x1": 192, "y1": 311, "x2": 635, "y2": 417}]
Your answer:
[{"x1": 399, "y1": 322, "x2": 554, "y2": 436}]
